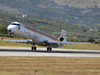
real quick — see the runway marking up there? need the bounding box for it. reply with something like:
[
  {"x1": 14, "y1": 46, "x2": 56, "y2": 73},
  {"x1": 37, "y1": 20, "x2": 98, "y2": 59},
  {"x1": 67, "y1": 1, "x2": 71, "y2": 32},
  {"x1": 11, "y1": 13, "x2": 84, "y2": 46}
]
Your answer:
[{"x1": 0, "y1": 47, "x2": 100, "y2": 57}]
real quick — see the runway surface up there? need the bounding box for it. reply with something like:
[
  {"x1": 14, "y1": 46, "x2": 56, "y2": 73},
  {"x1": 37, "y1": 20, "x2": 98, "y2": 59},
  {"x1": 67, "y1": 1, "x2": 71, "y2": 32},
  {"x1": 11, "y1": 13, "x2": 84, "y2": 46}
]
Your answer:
[{"x1": 0, "y1": 47, "x2": 100, "y2": 57}]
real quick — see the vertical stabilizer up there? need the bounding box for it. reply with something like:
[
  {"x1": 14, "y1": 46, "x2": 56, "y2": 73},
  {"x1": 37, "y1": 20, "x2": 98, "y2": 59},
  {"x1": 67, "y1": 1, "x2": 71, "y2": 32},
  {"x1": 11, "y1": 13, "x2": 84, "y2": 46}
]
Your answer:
[
  {"x1": 59, "y1": 30, "x2": 67, "y2": 42},
  {"x1": 60, "y1": 30, "x2": 66, "y2": 37}
]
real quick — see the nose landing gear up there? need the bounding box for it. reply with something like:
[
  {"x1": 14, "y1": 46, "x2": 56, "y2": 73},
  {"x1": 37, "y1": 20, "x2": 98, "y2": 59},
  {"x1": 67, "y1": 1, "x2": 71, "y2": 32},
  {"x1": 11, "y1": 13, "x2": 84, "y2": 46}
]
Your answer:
[{"x1": 10, "y1": 33, "x2": 14, "y2": 38}]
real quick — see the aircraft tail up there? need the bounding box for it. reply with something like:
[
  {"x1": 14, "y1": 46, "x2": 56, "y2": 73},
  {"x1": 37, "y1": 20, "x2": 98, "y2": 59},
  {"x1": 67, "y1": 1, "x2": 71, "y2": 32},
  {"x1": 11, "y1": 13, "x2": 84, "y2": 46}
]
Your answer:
[{"x1": 59, "y1": 30, "x2": 67, "y2": 42}]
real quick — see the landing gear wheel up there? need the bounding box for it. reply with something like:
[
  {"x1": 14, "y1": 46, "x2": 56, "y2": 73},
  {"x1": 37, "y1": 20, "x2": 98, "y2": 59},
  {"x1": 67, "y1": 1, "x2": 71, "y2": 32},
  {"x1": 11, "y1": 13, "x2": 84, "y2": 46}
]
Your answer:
[
  {"x1": 47, "y1": 47, "x2": 52, "y2": 51},
  {"x1": 10, "y1": 33, "x2": 14, "y2": 38},
  {"x1": 47, "y1": 47, "x2": 49, "y2": 51},
  {"x1": 32, "y1": 47, "x2": 33, "y2": 50},
  {"x1": 50, "y1": 47, "x2": 52, "y2": 51},
  {"x1": 31, "y1": 46, "x2": 36, "y2": 51},
  {"x1": 34, "y1": 47, "x2": 36, "y2": 50}
]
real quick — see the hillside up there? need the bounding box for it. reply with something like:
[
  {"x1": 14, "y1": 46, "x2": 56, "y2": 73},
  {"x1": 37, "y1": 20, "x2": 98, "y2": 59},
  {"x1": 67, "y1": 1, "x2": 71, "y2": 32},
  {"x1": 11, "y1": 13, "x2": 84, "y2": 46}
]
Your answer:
[
  {"x1": 0, "y1": 12, "x2": 100, "y2": 40},
  {"x1": 53, "y1": 0, "x2": 100, "y2": 8},
  {"x1": 0, "y1": 0, "x2": 100, "y2": 30}
]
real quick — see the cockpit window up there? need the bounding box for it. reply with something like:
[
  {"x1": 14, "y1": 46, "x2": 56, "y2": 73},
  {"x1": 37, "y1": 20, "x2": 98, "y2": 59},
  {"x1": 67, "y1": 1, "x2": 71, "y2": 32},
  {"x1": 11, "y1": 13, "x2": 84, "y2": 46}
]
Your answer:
[{"x1": 11, "y1": 23, "x2": 20, "y2": 26}]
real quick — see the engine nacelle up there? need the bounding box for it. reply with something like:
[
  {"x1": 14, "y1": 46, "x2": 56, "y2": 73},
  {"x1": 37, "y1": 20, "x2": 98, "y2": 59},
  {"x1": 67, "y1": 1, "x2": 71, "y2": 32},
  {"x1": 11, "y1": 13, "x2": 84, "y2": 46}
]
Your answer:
[{"x1": 60, "y1": 37, "x2": 64, "y2": 42}]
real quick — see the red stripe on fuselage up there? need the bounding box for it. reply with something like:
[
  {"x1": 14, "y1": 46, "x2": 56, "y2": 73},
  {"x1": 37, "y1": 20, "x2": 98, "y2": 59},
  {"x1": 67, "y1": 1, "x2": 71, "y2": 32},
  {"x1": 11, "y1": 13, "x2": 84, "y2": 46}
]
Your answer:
[{"x1": 23, "y1": 25, "x2": 58, "y2": 41}]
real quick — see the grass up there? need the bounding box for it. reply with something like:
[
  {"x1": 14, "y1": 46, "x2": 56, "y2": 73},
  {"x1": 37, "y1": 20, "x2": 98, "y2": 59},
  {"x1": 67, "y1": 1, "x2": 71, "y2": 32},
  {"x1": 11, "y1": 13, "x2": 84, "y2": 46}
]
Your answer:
[
  {"x1": 0, "y1": 57, "x2": 100, "y2": 75},
  {"x1": 0, "y1": 38, "x2": 100, "y2": 50},
  {"x1": 0, "y1": 37, "x2": 100, "y2": 50},
  {"x1": 62, "y1": 44, "x2": 100, "y2": 50}
]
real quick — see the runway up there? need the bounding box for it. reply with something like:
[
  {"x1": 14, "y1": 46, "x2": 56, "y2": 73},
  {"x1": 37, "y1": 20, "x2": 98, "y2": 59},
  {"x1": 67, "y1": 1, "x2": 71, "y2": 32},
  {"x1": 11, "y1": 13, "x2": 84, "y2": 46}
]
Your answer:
[{"x1": 0, "y1": 47, "x2": 100, "y2": 57}]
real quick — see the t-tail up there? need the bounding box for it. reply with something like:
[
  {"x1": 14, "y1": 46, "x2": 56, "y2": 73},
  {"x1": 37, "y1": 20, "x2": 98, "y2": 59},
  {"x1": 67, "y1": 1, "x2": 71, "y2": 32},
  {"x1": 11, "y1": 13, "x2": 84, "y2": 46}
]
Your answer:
[{"x1": 59, "y1": 30, "x2": 67, "y2": 42}]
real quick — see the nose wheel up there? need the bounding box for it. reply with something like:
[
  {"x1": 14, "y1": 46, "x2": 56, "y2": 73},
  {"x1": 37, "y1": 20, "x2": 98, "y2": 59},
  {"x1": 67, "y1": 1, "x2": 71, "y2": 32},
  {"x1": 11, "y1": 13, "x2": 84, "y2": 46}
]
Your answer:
[
  {"x1": 47, "y1": 47, "x2": 52, "y2": 51},
  {"x1": 31, "y1": 46, "x2": 36, "y2": 51},
  {"x1": 10, "y1": 33, "x2": 14, "y2": 38}
]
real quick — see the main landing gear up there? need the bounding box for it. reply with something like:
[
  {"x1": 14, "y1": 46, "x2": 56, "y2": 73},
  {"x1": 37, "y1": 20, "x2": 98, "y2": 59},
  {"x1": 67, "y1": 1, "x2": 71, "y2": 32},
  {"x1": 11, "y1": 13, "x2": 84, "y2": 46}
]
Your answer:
[
  {"x1": 31, "y1": 45, "x2": 52, "y2": 51},
  {"x1": 31, "y1": 46, "x2": 36, "y2": 51},
  {"x1": 47, "y1": 47, "x2": 52, "y2": 51}
]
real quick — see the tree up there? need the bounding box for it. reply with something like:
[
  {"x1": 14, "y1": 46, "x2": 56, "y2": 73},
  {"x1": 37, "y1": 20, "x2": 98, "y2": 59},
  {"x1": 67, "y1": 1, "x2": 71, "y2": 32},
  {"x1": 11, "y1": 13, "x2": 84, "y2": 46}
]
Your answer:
[
  {"x1": 88, "y1": 39, "x2": 95, "y2": 42},
  {"x1": 0, "y1": 26, "x2": 7, "y2": 34}
]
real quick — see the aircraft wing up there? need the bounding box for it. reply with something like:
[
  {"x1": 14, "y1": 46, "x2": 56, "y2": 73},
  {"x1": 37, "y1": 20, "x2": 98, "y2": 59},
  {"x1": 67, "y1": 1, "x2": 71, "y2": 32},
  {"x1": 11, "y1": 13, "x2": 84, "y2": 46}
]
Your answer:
[
  {"x1": 3, "y1": 39, "x2": 33, "y2": 44},
  {"x1": 43, "y1": 41, "x2": 90, "y2": 45}
]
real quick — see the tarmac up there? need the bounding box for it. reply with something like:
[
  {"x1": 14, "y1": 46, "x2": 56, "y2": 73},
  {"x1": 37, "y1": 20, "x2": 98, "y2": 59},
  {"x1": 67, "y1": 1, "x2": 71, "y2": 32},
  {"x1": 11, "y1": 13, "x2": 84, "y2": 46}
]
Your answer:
[{"x1": 0, "y1": 47, "x2": 100, "y2": 57}]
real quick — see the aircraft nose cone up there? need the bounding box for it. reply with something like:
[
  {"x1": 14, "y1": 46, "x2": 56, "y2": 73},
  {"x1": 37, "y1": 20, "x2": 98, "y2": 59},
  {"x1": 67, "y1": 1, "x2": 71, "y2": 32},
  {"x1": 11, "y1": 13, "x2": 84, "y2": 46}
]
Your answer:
[
  {"x1": 7, "y1": 26, "x2": 10, "y2": 30},
  {"x1": 7, "y1": 25, "x2": 12, "y2": 32},
  {"x1": 7, "y1": 25, "x2": 17, "y2": 33}
]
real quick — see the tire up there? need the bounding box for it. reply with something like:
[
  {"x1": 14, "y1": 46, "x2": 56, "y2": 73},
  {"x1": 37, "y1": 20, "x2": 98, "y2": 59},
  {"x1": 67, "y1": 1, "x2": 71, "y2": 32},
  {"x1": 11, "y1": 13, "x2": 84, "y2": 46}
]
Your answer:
[
  {"x1": 50, "y1": 47, "x2": 52, "y2": 51},
  {"x1": 34, "y1": 47, "x2": 36, "y2": 50},
  {"x1": 31, "y1": 47, "x2": 33, "y2": 50},
  {"x1": 47, "y1": 47, "x2": 49, "y2": 51}
]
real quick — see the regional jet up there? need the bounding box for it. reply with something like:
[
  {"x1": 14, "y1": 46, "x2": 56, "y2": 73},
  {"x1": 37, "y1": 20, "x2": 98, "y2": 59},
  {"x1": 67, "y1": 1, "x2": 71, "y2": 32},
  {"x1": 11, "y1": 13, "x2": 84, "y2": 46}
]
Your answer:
[{"x1": 4, "y1": 22, "x2": 89, "y2": 51}]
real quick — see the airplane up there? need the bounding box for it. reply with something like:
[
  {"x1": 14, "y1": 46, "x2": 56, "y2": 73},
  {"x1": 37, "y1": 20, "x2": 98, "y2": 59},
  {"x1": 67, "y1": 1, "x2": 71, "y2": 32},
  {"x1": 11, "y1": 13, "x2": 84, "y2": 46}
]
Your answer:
[{"x1": 3, "y1": 22, "x2": 90, "y2": 51}]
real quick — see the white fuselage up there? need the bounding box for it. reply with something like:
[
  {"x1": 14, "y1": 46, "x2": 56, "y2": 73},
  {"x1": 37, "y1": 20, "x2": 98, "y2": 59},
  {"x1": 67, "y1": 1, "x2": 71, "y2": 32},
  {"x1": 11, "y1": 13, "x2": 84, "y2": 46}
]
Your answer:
[
  {"x1": 7, "y1": 22, "x2": 90, "y2": 50},
  {"x1": 7, "y1": 22, "x2": 61, "y2": 47}
]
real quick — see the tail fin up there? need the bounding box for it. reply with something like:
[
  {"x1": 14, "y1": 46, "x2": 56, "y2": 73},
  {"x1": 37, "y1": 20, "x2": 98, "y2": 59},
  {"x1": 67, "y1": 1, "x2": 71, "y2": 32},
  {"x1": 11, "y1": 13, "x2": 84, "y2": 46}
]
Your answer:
[
  {"x1": 60, "y1": 30, "x2": 66, "y2": 37},
  {"x1": 59, "y1": 30, "x2": 67, "y2": 42}
]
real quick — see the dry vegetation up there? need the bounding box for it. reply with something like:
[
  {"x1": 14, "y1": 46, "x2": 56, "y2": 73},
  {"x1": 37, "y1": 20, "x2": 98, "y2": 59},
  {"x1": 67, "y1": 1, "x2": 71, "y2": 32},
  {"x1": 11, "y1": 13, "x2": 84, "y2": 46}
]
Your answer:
[
  {"x1": 1, "y1": 39, "x2": 100, "y2": 50},
  {"x1": 54, "y1": 0, "x2": 100, "y2": 8},
  {"x1": 62, "y1": 44, "x2": 100, "y2": 50},
  {"x1": 1, "y1": 37, "x2": 100, "y2": 50},
  {"x1": 0, "y1": 57, "x2": 100, "y2": 75}
]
